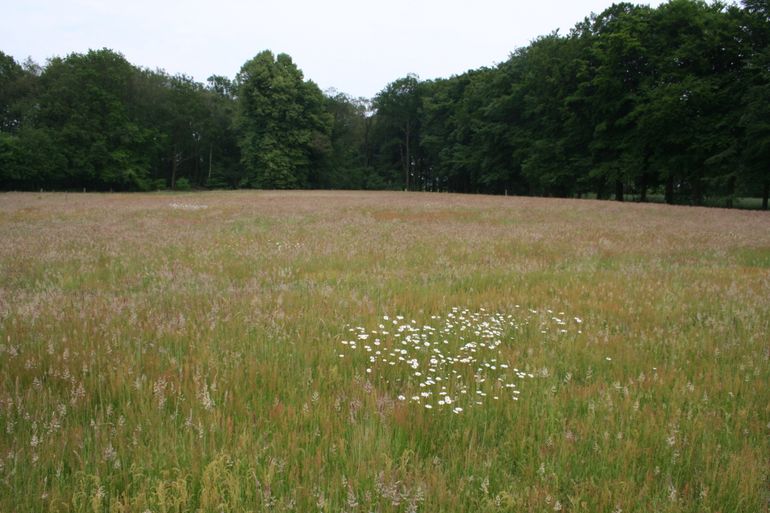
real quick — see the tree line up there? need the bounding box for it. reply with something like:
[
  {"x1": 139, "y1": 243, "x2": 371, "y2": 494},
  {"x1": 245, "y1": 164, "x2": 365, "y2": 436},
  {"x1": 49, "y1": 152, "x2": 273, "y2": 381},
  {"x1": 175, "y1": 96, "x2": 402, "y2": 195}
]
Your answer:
[{"x1": 1, "y1": 0, "x2": 768, "y2": 208}]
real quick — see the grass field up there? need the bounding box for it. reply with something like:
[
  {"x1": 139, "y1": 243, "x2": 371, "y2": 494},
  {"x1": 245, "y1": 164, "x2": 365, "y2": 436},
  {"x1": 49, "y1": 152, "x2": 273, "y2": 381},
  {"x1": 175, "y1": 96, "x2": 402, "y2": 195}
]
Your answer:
[{"x1": 1, "y1": 191, "x2": 768, "y2": 513}]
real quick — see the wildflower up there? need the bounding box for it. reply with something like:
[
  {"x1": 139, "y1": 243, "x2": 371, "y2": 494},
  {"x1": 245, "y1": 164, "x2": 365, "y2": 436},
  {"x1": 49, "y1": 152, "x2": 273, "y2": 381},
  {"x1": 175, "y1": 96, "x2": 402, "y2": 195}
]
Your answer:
[{"x1": 336, "y1": 307, "x2": 582, "y2": 413}]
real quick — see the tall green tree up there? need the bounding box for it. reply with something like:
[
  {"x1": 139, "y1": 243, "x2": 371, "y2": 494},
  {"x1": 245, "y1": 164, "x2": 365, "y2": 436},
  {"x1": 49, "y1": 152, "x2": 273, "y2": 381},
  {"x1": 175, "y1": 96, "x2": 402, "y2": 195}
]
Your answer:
[
  {"x1": 574, "y1": 4, "x2": 654, "y2": 201},
  {"x1": 515, "y1": 34, "x2": 584, "y2": 197},
  {"x1": 321, "y1": 90, "x2": 372, "y2": 188},
  {"x1": 739, "y1": 0, "x2": 770, "y2": 208},
  {"x1": 203, "y1": 75, "x2": 241, "y2": 188},
  {"x1": 628, "y1": 0, "x2": 741, "y2": 204},
  {"x1": 373, "y1": 74, "x2": 422, "y2": 190},
  {"x1": 0, "y1": 52, "x2": 56, "y2": 190},
  {"x1": 34, "y1": 49, "x2": 153, "y2": 190},
  {"x1": 0, "y1": 51, "x2": 26, "y2": 133},
  {"x1": 236, "y1": 51, "x2": 331, "y2": 189}
]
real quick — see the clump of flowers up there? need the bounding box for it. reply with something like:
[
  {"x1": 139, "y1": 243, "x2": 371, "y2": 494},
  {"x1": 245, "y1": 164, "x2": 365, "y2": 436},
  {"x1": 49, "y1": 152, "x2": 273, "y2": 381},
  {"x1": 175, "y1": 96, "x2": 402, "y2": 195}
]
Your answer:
[
  {"x1": 169, "y1": 202, "x2": 208, "y2": 210},
  {"x1": 339, "y1": 307, "x2": 582, "y2": 413}
]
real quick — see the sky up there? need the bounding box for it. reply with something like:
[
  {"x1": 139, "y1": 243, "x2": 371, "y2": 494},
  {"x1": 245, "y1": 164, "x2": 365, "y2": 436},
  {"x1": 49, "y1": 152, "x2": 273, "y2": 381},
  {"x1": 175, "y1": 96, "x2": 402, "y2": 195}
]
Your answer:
[{"x1": 2, "y1": 0, "x2": 666, "y2": 99}]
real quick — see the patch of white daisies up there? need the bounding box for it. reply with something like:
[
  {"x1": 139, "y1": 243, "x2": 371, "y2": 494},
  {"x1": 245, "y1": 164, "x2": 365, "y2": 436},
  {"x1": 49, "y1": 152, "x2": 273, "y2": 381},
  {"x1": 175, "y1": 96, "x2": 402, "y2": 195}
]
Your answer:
[
  {"x1": 339, "y1": 307, "x2": 582, "y2": 414},
  {"x1": 169, "y1": 202, "x2": 208, "y2": 210}
]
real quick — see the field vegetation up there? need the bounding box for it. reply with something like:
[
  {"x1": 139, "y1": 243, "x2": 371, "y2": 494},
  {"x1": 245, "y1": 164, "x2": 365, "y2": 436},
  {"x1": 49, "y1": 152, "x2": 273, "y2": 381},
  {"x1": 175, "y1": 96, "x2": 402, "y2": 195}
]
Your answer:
[{"x1": 0, "y1": 191, "x2": 768, "y2": 512}]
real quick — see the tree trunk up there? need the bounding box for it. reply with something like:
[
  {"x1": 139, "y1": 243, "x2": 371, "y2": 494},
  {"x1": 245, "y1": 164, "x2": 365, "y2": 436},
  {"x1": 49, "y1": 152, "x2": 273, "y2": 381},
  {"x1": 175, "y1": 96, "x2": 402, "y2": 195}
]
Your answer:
[
  {"x1": 639, "y1": 146, "x2": 650, "y2": 203},
  {"x1": 171, "y1": 144, "x2": 178, "y2": 190},
  {"x1": 208, "y1": 144, "x2": 213, "y2": 185},
  {"x1": 665, "y1": 176, "x2": 674, "y2": 204},
  {"x1": 364, "y1": 117, "x2": 372, "y2": 170},
  {"x1": 726, "y1": 176, "x2": 736, "y2": 208},
  {"x1": 691, "y1": 179, "x2": 703, "y2": 206},
  {"x1": 194, "y1": 140, "x2": 199, "y2": 185},
  {"x1": 763, "y1": 180, "x2": 769, "y2": 210},
  {"x1": 404, "y1": 122, "x2": 411, "y2": 191},
  {"x1": 615, "y1": 180, "x2": 624, "y2": 201}
]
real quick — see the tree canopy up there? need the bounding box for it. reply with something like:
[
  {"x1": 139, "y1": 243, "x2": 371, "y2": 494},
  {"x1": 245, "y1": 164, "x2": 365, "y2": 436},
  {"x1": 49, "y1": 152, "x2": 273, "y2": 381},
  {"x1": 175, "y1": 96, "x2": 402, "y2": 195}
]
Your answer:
[
  {"x1": 236, "y1": 51, "x2": 331, "y2": 189},
  {"x1": 1, "y1": 1, "x2": 768, "y2": 208}
]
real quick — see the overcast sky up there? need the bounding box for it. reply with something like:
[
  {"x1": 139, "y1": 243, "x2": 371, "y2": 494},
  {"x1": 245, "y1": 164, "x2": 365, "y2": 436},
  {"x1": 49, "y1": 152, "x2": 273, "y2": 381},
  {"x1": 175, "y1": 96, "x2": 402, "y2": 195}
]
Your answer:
[{"x1": 3, "y1": 0, "x2": 666, "y2": 98}]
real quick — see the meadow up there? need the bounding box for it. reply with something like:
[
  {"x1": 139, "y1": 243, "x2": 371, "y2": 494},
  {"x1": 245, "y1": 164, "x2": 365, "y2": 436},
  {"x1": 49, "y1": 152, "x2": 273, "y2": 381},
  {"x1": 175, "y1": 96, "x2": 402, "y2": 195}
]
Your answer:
[{"x1": 0, "y1": 190, "x2": 768, "y2": 513}]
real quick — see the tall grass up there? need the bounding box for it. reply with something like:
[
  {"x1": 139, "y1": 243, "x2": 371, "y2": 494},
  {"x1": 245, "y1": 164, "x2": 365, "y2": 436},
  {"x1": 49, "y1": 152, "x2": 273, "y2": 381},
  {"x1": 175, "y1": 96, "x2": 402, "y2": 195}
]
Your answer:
[{"x1": 0, "y1": 191, "x2": 768, "y2": 512}]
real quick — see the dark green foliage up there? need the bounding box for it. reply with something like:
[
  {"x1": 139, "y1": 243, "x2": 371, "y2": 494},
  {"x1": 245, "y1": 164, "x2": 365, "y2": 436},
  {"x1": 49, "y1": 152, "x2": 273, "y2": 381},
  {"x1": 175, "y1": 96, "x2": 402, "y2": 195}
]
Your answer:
[
  {"x1": 33, "y1": 49, "x2": 155, "y2": 190},
  {"x1": 0, "y1": 50, "x2": 243, "y2": 191},
  {"x1": 0, "y1": 51, "x2": 27, "y2": 133},
  {"x1": 236, "y1": 51, "x2": 331, "y2": 189},
  {"x1": 0, "y1": 128, "x2": 65, "y2": 189},
  {"x1": 738, "y1": 0, "x2": 770, "y2": 208},
  {"x1": 1, "y1": 0, "x2": 769, "y2": 208},
  {"x1": 320, "y1": 91, "x2": 373, "y2": 189},
  {"x1": 370, "y1": 0, "x2": 768, "y2": 207},
  {"x1": 372, "y1": 74, "x2": 422, "y2": 190}
]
